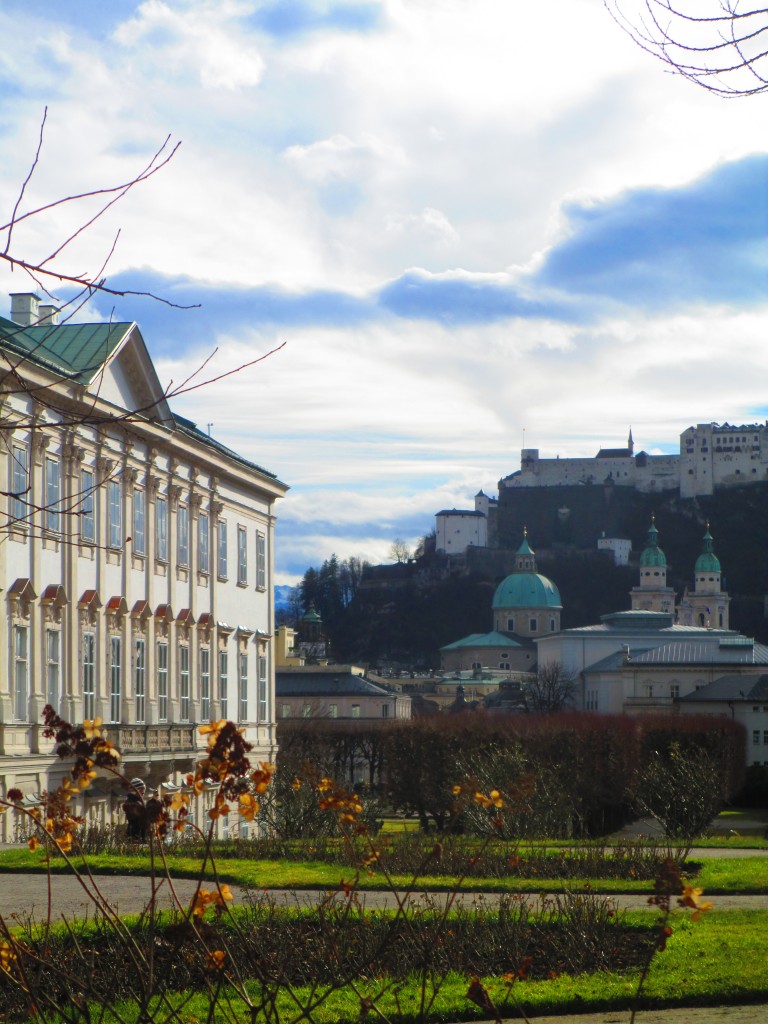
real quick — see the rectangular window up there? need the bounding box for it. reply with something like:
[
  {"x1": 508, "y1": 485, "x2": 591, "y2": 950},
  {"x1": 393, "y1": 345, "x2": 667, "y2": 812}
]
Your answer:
[
  {"x1": 258, "y1": 654, "x2": 268, "y2": 722},
  {"x1": 135, "y1": 638, "x2": 146, "y2": 723},
  {"x1": 239, "y1": 652, "x2": 248, "y2": 721},
  {"x1": 670, "y1": 684, "x2": 680, "y2": 698},
  {"x1": 81, "y1": 468, "x2": 96, "y2": 543},
  {"x1": 237, "y1": 525, "x2": 247, "y2": 585},
  {"x1": 82, "y1": 633, "x2": 96, "y2": 721},
  {"x1": 280, "y1": 703, "x2": 291, "y2": 718},
  {"x1": 110, "y1": 636, "x2": 122, "y2": 724},
  {"x1": 219, "y1": 649, "x2": 228, "y2": 719},
  {"x1": 256, "y1": 531, "x2": 266, "y2": 590},
  {"x1": 13, "y1": 625, "x2": 28, "y2": 721},
  {"x1": 156, "y1": 497, "x2": 168, "y2": 561},
  {"x1": 11, "y1": 444, "x2": 29, "y2": 525},
  {"x1": 46, "y1": 629, "x2": 60, "y2": 713},
  {"x1": 764, "y1": 731, "x2": 768, "y2": 745},
  {"x1": 133, "y1": 489, "x2": 146, "y2": 556},
  {"x1": 108, "y1": 479, "x2": 121, "y2": 548},
  {"x1": 198, "y1": 514, "x2": 210, "y2": 573},
  {"x1": 179, "y1": 645, "x2": 190, "y2": 721},
  {"x1": 217, "y1": 520, "x2": 228, "y2": 578},
  {"x1": 178, "y1": 505, "x2": 189, "y2": 567},
  {"x1": 351, "y1": 704, "x2": 360, "y2": 719},
  {"x1": 753, "y1": 730, "x2": 760, "y2": 745},
  {"x1": 328, "y1": 703, "x2": 338, "y2": 719},
  {"x1": 382, "y1": 703, "x2": 389, "y2": 718},
  {"x1": 45, "y1": 457, "x2": 61, "y2": 532},
  {"x1": 302, "y1": 703, "x2": 312, "y2": 718},
  {"x1": 157, "y1": 642, "x2": 169, "y2": 722},
  {"x1": 200, "y1": 648, "x2": 211, "y2": 721}
]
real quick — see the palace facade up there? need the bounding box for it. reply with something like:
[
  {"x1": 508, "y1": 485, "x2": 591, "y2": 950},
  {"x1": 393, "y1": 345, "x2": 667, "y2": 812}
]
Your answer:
[{"x1": 0, "y1": 293, "x2": 287, "y2": 839}]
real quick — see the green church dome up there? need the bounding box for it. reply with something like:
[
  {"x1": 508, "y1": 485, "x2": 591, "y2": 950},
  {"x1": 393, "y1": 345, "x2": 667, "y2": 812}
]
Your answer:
[
  {"x1": 492, "y1": 573, "x2": 562, "y2": 610},
  {"x1": 639, "y1": 522, "x2": 666, "y2": 568},
  {"x1": 695, "y1": 529, "x2": 721, "y2": 573}
]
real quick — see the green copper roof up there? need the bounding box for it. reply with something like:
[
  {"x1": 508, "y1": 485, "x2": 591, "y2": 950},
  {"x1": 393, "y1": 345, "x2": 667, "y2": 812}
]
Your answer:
[
  {"x1": 440, "y1": 631, "x2": 524, "y2": 651},
  {"x1": 695, "y1": 529, "x2": 721, "y2": 573},
  {"x1": 0, "y1": 315, "x2": 132, "y2": 384},
  {"x1": 492, "y1": 573, "x2": 562, "y2": 610},
  {"x1": 639, "y1": 522, "x2": 666, "y2": 567},
  {"x1": 516, "y1": 535, "x2": 534, "y2": 556}
]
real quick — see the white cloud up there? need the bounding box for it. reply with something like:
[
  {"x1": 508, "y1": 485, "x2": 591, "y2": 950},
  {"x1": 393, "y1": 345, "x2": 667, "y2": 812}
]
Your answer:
[
  {"x1": 113, "y1": 0, "x2": 265, "y2": 90},
  {"x1": 385, "y1": 207, "x2": 459, "y2": 247},
  {"x1": 283, "y1": 132, "x2": 406, "y2": 182},
  {"x1": 2, "y1": 0, "x2": 767, "y2": 582}
]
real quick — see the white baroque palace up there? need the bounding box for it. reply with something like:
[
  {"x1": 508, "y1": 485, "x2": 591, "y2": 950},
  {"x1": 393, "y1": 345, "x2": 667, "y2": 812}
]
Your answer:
[{"x1": 0, "y1": 294, "x2": 287, "y2": 839}]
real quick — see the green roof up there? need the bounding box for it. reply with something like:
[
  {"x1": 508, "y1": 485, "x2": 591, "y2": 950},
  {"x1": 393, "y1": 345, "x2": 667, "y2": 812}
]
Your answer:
[
  {"x1": 516, "y1": 536, "x2": 534, "y2": 556},
  {"x1": 695, "y1": 529, "x2": 721, "y2": 573},
  {"x1": 639, "y1": 522, "x2": 666, "y2": 568},
  {"x1": 0, "y1": 316, "x2": 131, "y2": 384},
  {"x1": 440, "y1": 631, "x2": 524, "y2": 651},
  {"x1": 492, "y1": 573, "x2": 562, "y2": 610}
]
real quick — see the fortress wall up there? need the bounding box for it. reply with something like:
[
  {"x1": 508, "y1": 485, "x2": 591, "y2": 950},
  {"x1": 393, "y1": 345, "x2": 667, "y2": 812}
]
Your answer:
[
  {"x1": 505, "y1": 456, "x2": 636, "y2": 489},
  {"x1": 634, "y1": 455, "x2": 680, "y2": 493}
]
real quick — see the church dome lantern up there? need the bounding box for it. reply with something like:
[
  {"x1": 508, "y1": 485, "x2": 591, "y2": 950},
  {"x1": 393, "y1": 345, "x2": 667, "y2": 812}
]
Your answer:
[
  {"x1": 695, "y1": 528, "x2": 721, "y2": 574},
  {"x1": 491, "y1": 531, "x2": 562, "y2": 637},
  {"x1": 639, "y1": 520, "x2": 666, "y2": 568}
]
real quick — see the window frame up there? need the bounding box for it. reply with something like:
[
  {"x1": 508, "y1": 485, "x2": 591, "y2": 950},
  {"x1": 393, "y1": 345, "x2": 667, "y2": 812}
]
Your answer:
[
  {"x1": 238, "y1": 651, "x2": 248, "y2": 722},
  {"x1": 200, "y1": 647, "x2": 211, "y2": 721},
  {"x1": 108, "y1": 479, "x2": 121, "y2": 549},
  {"x1": 13, "y1": 624, "x2": 28, "y2": 721},
  {"x1": 10, "y1": 443, "x2": 29, "y2": 525},
  {"x1": 45, "y1": 456, "x2": 61, "y2": 532},
  {"x1": 219, "y1": 649, "x2": 228, "y2": 719},
  {"x1": 256, "y1": 531, "x2": 266, "y2": 590},
  {"x1": 133, "y1": 488, "x2": 146, "y2": 556},
  {"x1": 217, "y1": 519, "x2": 228, "y2": 578},
  {"x1": 178, "y1": 504, "x2": 189, "y2": 567},
  {"x1": 134, "y1": 637, "x2": 146, "y2": 723},
  {"x1": 179, "y1": 644, "x2": 190, "y2": 722},
  {"x1": 237, "y1": 525, "x2": 247, "y2": 585},
  {"x1": 80, "y1": 468, "x2": 96, "y2": 543},
  {"x1": 82, "y1": 632, "x2": 96, "y2": 721},
  {"x1": 258, "y1": 654, "x2": 268, "y2": 722},
  {"x1": 156, "y1": 496, "x2": 168, "y2": 562},
  {"x1": 157, "y1": 641, "x2": 169, "y2": 722},
  {"x1": 109, "y1": 635, "x2": 122, "y2": 724},
  {"x1": 198, "y1": 513, "x2": 210, "y2": 574},
  {"x1": 46, "y1": 628, "x2": 60, "y2": 713}
]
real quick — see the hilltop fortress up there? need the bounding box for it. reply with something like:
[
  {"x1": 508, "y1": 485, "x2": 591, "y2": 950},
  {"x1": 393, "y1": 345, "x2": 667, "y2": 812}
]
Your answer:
[
  {"x1": 436, "y1": 422, "x2": 768, "y2": 556},
  {"x1": 502, "y1": 423, "x2": 768, "y2": 499}
]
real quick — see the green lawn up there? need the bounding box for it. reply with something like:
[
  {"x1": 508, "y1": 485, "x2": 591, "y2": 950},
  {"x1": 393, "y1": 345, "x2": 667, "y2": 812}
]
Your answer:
[
  {"x1": 1, "y1": 838, "x2": 764, "y2": 1022},
  {"x1": 98, "y1": 909, "x2": 768, "y2": 1024},
  {"x1": 0, "y1": 848, "x2": 765, "y2": 894}
]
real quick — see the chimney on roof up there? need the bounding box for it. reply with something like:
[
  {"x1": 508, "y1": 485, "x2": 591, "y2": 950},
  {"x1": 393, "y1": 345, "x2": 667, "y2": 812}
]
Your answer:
[
  {"x1": 9, "y1": 292, "x2": 41, "y2": 326},
  {"x1": 38, "y1": 304, "x2": 60, "y2": 325}
]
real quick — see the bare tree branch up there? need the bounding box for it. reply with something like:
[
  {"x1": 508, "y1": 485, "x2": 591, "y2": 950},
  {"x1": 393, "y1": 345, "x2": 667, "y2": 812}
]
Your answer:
[{"x1": 606, "y1": 1, "x2": 768, "y2": 95}]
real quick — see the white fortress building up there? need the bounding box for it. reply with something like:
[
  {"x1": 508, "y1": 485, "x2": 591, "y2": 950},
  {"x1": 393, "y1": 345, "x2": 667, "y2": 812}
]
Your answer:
[{"x1": 501, "y1": 425, "x2": 768, "y2": 498}]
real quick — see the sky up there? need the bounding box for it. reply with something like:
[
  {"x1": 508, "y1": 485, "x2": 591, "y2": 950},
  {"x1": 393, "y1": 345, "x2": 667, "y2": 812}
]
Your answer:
[{"x1": 0, "y1": 0, "x2": 766, "y2": 584}]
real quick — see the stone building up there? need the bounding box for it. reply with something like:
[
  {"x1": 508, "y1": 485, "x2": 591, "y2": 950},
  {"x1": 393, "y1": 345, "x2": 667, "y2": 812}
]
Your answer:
[{"x1": 0, "y1": 293, "x2": 287, "y2": 839}]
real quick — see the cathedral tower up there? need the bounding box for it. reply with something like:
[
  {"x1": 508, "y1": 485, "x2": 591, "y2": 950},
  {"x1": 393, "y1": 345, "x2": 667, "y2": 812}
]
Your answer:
[{"x1": 630, "y1": 517, "x2": 676, "y2": 614}]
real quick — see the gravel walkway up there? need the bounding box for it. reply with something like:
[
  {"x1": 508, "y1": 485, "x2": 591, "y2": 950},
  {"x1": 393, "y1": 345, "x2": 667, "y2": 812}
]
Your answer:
[
  {"x1": 0, "y1": 871, "x2": 764, "y2": 1024},
  {"x1": 0, "y1": 872, "x2": 765, "y2": 922}
]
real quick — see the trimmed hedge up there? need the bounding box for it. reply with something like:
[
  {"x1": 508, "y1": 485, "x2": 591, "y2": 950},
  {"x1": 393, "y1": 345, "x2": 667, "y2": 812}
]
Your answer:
[{"x1": 277, "y1": 713, "x2": 745, "y2": 837}]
